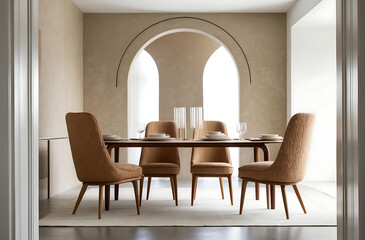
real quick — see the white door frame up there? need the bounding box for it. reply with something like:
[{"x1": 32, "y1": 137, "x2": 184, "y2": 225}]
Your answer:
[
  {"x1": 336, "y1": 0, "x2": 360, "y2": 240},
  {"x1": 1, "y1": 0, "x2": 362, "y2": 239},
  {"x1": 1, "y1": 0, "x2": 39, "y2": 239}
]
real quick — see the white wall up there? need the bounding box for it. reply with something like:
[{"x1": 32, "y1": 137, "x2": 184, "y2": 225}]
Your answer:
[
  {"x1": 290, "y1": 0, "x2": 336, "y2": 181},
  {"x1": 287, "y1": 0, "x2": 322, "y2": 119}
]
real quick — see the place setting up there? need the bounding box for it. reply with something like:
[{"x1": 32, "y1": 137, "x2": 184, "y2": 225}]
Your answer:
[
  {"x1": 247, "y1": 134, "x2": 283, "y2": 141},
  {"x1": 102, "y1": 134, "x2": 126, "y2": 141},
  {"x1": 200, "y1": 131, "x2": 232, "y2": 141},
  {"x1": 143, "y1": 133, "x2": 175, "y2": 141}
]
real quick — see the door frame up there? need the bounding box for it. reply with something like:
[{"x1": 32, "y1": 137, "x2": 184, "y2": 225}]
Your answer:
[{"x1": 2, "y1": 0, "x2": 362, "y2": 239}]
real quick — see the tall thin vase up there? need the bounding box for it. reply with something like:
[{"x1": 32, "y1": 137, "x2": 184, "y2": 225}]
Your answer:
[
  {"x1": 174, "y1": 107, "x2": 186, "y2": 139},
  {"x1": 190, "y1": 107, "x2": 203, "y2": 138}
]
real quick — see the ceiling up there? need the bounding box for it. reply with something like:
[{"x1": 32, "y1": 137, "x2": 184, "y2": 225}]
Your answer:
[{"x1": 72, "y1": 0, "x2": 297, "y2": 13}]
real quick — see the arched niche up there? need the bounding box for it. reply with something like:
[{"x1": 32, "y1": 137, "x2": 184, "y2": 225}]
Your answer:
[{"x1": 116, "y1": 17, "x2": 252, "y2": 94}]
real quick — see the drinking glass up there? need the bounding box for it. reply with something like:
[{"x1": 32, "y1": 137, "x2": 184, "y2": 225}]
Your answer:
[
  {"x1": 137, "y1": 122, "x2": 145, "y2": 140},
  {"x1": 236, "y1": 122, "x2": 247, "y2": 140}
]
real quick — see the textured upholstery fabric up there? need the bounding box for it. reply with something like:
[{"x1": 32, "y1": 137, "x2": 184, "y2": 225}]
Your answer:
[
  {"x1": 191, "y1": 121, "x2": 232, "y2": 174},
  {"x1": 66, "y1": 112, "x2": 142, "y2": 183},
  {"x1": 191, "y1": 162, "x2": 234, "y2": 175},
  {"x1": 239, "y1": 113, "x2": 315, "y2": 183},
  {"x1": 139, "y1": 121, "x2": 181, "y2": 175},
  {"x1": 141, "y1": 163, "x2": 180, "y2": 175}
]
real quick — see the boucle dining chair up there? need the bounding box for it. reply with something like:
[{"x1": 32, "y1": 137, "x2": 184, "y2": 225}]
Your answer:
[
  {"x1": 66, "y1": 112, "x2": 142, "y2": 219},
  {"x1": 190, "y1": 121, "x2": 234, "y2": 206},
  {"x1": 139, "y1": 121, "x2": 180, "y2": 206},
  {"x1": 238, "y1": 113, "x2": 315, "y2": 219}
]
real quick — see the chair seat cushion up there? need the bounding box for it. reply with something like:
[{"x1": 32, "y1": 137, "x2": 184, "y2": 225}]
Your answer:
[
  {"x1": 141, "y1": 163, "x2": 181, "y2": 175},
  {"x1": 191, "y1": 162, "x2": 233, "y2": 175},
  {"x1": 114, "y1": 163, "x2": 142, "y2": 180},
  {"x1": 238, "y1": 161, "x2": 274, "y2": 181}
]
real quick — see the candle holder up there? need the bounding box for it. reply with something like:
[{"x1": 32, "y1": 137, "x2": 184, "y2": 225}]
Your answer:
[
  {"x1": 174, "y1": 107, "x2": 186, "y2": 139},
  {"x1": 190, "y1": 107, "x2": 203, "y2": 138}
]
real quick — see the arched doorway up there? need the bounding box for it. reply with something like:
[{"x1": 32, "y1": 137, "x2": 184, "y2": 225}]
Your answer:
[
  {"x1": 128, "y1": 50, "x2": 159, "y2": 164},
  {"x1": 203, "y1": 46, "x2": 240, "y2": 175}
]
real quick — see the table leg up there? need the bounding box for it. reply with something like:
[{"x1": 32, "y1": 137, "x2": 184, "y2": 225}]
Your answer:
[
  {"x1": 114, "y1": 147, "x2": 119, "y2": 201},
  {"x1": 254, "y1": 147, "x2": 260, "y2": 200},
  {"x1": 260, "y1": 144, "x2": 275, "y2": 209},
  {"x1": 47, "y1": 140, "x2": 50, "y2": 199}
]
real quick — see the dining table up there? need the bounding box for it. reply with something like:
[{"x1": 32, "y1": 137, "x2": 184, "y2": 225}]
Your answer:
[{"x1": 104, "y1": 139, "x2": 282, "y2": 209}]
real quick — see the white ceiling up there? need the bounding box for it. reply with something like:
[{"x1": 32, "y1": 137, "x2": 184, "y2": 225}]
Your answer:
[{"x1": 72, "y1": 0, "x2": 297, "y2": 13}]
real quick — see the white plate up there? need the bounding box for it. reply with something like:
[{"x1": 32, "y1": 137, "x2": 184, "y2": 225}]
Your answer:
[
  {"x1": 205, "y1": 134, "x2": 227, "y2": 138},
  {"x1": 143, "y1": 137, "x2": 175, "y2": 141},
  {"x1": 208, "y1": 131, "x2": 222, "y2": 135},
  {"x1": 259, "y1": 134, "x2": 279, "y2": 138},
  {"x1": 259, "y1": 136, "x2": 283, "y2": 141},
  {"x1": 201, "y1": 136, "x2": 231, "y2": 141},
  {"x1": 148, "y1": 133, "x2": 168, "y2": 137},
  {"x1": 103, "y1": 135, "x2": 123, "y2": 141},
  {"x1": 103, "y1": 134, "x2": 118, "y2": 138}
]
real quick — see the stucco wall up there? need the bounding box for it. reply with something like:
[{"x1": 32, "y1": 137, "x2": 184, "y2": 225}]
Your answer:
[
  {"x1": 83, "y1": 13, "x2": 287, "y2": 179},
  {"x1": 39, "y1": 0, "x2": 83, "y2": 199},
  {"x1": 145, "y1": 32, "x2": 220, "y2": 179}
]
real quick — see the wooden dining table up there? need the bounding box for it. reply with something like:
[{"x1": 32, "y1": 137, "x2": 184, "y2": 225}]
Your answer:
[{"x1": 105, "y1": 139, "x2": 282, "y2": 209}]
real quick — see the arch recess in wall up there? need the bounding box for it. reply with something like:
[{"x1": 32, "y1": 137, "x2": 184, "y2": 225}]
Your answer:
[{"x1": 115, "y1": 17, "x2": 251, "y2": 88}]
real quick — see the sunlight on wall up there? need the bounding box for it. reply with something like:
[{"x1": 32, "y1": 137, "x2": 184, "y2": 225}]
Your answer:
[
  {"x1": 203, "y1": 46, "x2": 239, "y2": 175},
  {"x1": 128, "y1": 50, "x2": 159, "y2": 164},
  {"x1": 291, "y1": 0, "x2": 336, "y2": 181}
]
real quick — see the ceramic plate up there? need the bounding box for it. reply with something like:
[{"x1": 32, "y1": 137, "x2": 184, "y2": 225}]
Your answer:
[
  {"x1": 201, "y1": 137, "x2": 231, "y2": 141},
  {"x1": 143, "y1": 137, "x2": 175, "y2": 141}
]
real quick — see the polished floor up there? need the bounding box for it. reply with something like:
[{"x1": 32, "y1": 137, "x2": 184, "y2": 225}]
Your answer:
[
  {"x1": 40, "y1": 179, "x2": 337, "y2": 239},
  {"x1": 39, "y1": 226, "x2": 337, "y2": 240}
]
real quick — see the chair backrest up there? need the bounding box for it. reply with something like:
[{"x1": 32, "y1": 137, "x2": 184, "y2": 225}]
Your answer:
[
  {"x1": 65, "y1": 112, "x2": 120, "y2": 183},
  {"x1": 268, "y1": 113, "x2": 315, "y2": 183},
  {"x1": 191, "y1": 121, "x2": 231, "y2": 166},
  {"x1": 139, "y1": 121, "x2": 180, "y2": 166}
]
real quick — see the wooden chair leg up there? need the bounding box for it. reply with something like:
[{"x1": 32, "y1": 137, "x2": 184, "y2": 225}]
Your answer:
[
  {"x1": 132, "y1": 180, "x2": 140, "y2": 215},
  {"x1": 170, "y1": 176, "x2": 176, "y2": 200},
  {"x1": 98, "y1": 185, "x2": 104, "y2": 219},
  {"x1": 173, "y1": 175, "x2": 178, "y2": 206},
  {"x1": 239, "y1": 179, "x2": 248, "y2": 215},
  {"x1": 105, "y1": 185, "x2": 110, "y2": 211},
  {"x1": 72, "y1": 183, "x2": 88, "y2": 214},
  {"x1": 218, "y1": 177, "x2": 225, "y2": 200},
  {"x1": 139, "y1": 176, "x2": 144, "y2": 207},
  {"x1": 270, "y1": 185, "x2": 276, "y2": 209},
  {"x1": 191, "y1": 175, "x2": 198, "y2": 206},
  {"x1": 193, "y1": 176, "x2": 198, "y2": 201},
  {"x1": 228, "y1": 176, "x2": 233, "y2": 206},
  {"x1": 266, "y1": 184, "x2": 270, "y2": 209},
  {"x1": 280, "y1": 185, "x2": 289, "y2": 219},
  {"x1": 293, "y1": 185, "x2": 307, "y2": 214},
  {"x1": 146, "y1": 177, "x2": 152, "y2": 200}
]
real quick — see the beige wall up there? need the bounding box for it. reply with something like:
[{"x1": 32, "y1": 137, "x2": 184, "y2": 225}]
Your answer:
[
  {"x1": 39, "y1": 0, "x2": 83, "y2": 200},
  {"x1": 145, "y1": 32, "x2": 220, "y2": 125},
  {"x1": 83, "y1": 13, "x2": 287, "y2": 179},
  {"x1": 145, "y1": 32, "x2": 220, "y2": 179}
]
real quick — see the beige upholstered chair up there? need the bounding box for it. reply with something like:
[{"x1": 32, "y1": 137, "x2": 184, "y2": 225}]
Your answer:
[
  {"x1": 66, "y1": 112, "x2": 142, "y2": 219},
  {"x1": 139, "y1": 121, "x2": 180, "y2": 206},
  {"x1": 239, "y1": 113, "x2": 315, "y2": 219},
  {"x1": 190, "y1": 121, "x2": 234, "y2": 206}
]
